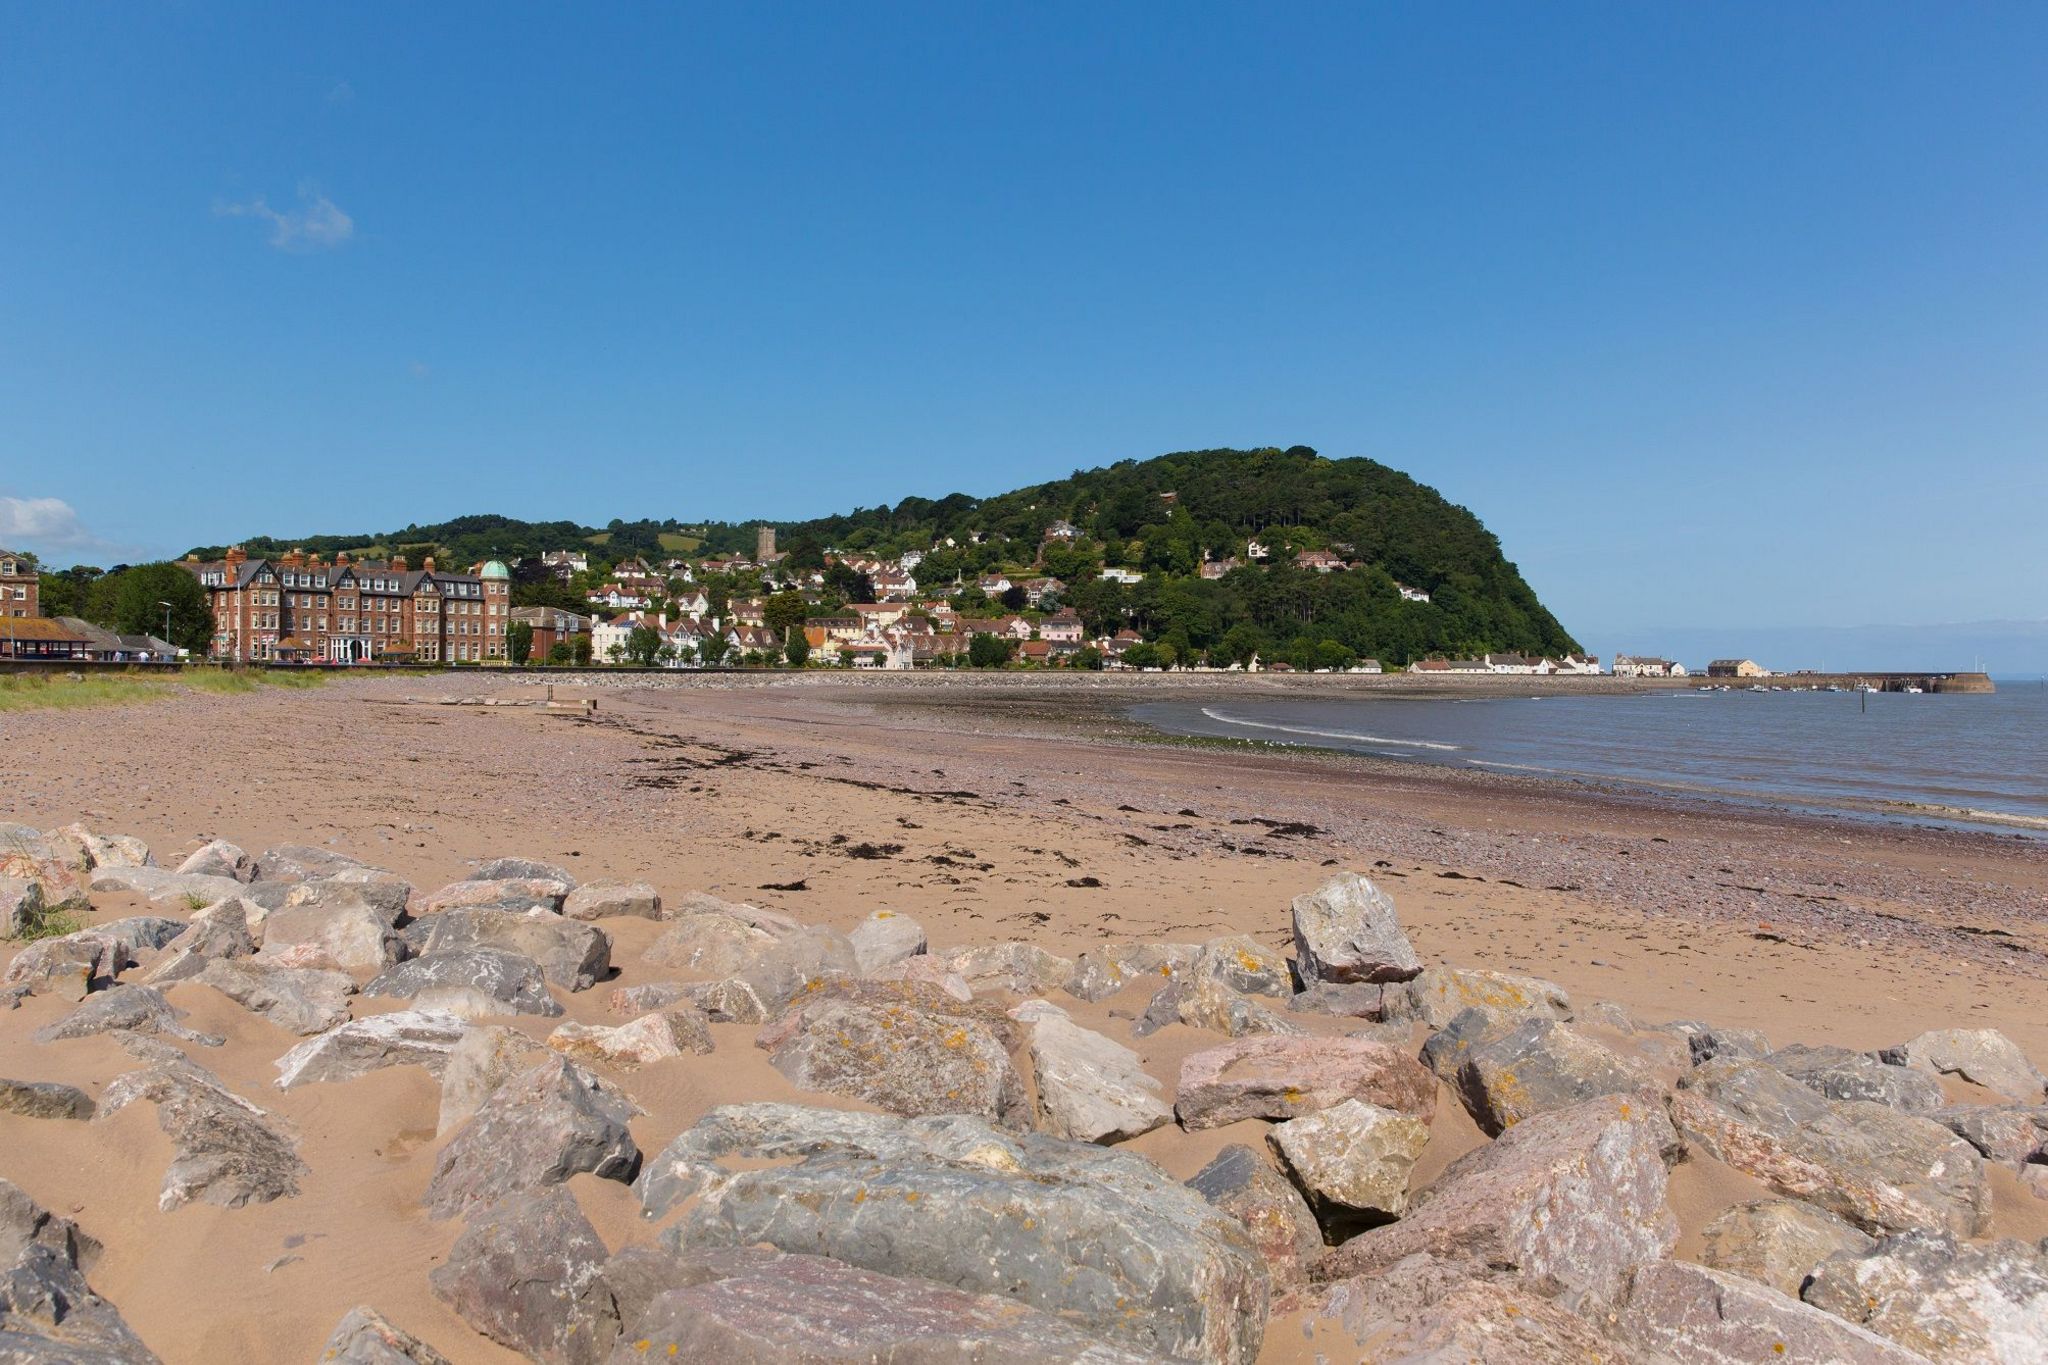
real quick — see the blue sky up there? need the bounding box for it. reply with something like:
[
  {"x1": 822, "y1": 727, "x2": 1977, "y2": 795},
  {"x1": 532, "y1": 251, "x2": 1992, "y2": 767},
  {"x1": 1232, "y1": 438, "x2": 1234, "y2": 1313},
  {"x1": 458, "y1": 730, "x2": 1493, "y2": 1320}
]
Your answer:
[{"x1": 2, "y1": 3, "x2": 2044, "y2": 648}]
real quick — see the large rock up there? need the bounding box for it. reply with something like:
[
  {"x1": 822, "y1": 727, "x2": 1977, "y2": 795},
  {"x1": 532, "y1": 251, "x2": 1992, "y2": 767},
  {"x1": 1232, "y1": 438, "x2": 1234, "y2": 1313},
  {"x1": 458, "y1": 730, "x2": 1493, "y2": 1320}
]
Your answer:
[
  {"x1": 174, "y1": 839, "x2": 252, "y2": 883},
  {"x1": 1268, "y1": 1099, "x2": 1428, "y2": 1221},
  {"x1": 561, "y1": 880, "x2": 661, "y2": 922},
  {"x1": 1134, "y1": 974, "x2": 1305, "y2": 1040},
  {"x1": 1621, "y1": 1259, "x2": 1931, "y2": 1364},
  {"x1": 0, "y1": 877, "x2": 43, "y2": 941},
  {"x1": 145, "y1": 897, "x2": 259, "y2": 983},
  {"x1": 846, "y1": 908, "x2": 925, "y2": 974},
  {"x1": 244, "y1": 871, "x2": 414, "y2": 923},
  {"x1": 34, "y1": 984, "x2": 223, "y2": 1046},
  {"x1": 547, "y1": 1008, "x2": 713, "y2": 1069},
  {"x1": 615, "y1": 1245, "x2": 1159, "y2": 1364},
  {"x1": 680, "y1": 977, "x2": 770, "y2": 1024},
  {"x1": 251, "y1": 843, "x2": 370, "y2": 883},
  {"x1": 184, "y1": 958, "x2": 353, "y2": 1035},
  {"x1": 256, "y1": 894, "x2": 407, "y2": 971},
  {"x1": 1187, "y1": 1144, "x2": 1324, "y2": 1291},
  {"x1": 1317, "y1": 1095, "x2": 1680, "y2": 1311},
  {"x1": 638, "y1": 1103, "x2": 1267, "y2": 1365},
  {"x1": 1932, "y1": 1103, "x2": 2048, "y2": 1166},
  {"x1": 1191, "y1": 934, "x2": 1290, "y2": 998},
  {"x1": 428, "y1": 1187, "x2": 612, "y2": 1365},
  {"x1": 1063, "y1": 941, "x2": 1201, "y2": 1003},
  {"x1": 0, "y1": 1178, "x2": 101, "y2": 1273},
  {"x1": 363, "y1": 948, "x2": 562, "y2": 1018},
  {"x1": 1290, "y1": 873, "x2": 1422, "y2": 985},
  {"x1": 1668, "y1": 1018, "x2": 1776, "y2": 1065},
  {"x1": 1880, "y1": 1028, "x2": 2048, "y2": 1103},
  {"x1": 469, "y1": 856, "x2": 577, "y2": 888},
  {"x1": 0, "y1": 825, "x2": 93, "y2": 911},
  {"x1": 436, "y1": 1024, "x2": 548, "y2": 1136},
  {"x1": 4, "y1": 930, "x2": 132, "y2": 1000},
  {"x1": 0, "y1": 1195, "x2": 136, "y2": 1365},
  {"x1": 55, "y1": 825, "x2": 153, "y2": 870},
  {"x1": 733, "y1": 925, "x2": 859, "y2": 1011},
  {"x1": 1402, "y1": 965, "x2": 1571, "y2": 1029},
  {"x1": 1672, "y1": 1058, "x2": 1989, "y2": 1237},
  {"x1": 756, "y1": 981, "x2": 1027, "y2": 1125},
  {"x1": 402, "y1": 908, "x2": 609, "y2": 991},
  {"x1": 1769, "y1": 1043, "x2": 1946, "y2": 1114},
  {"x1": 1698, "y1": 1198, "x2": 1876, "y2": 1298},
  {"x1": 0, "y1": 1079, "x2": 95, "y2": 1121},
  {"x1": 1286, "y1": 981, "x2": 1398, "y2": 1020},
  {"x1": 942, "y1": 941, "x2": 1076, "y2": 995},
  {"x1": 1013, "y1": 999, "x2": 1171, "y2": 1142},
  {"x1": 1444, "y1": 1014, "x2": 1656, "y2": 1135},
  {"x1": 1803, "y1": 1230, "x2": 2048, "y2": 1363},
  {"x1": 273, "y1": 1010, "x2": 470, "y2": 1090},
  {"x1": 1307, "y1": 1256, "x2": 1627, "y2": 1364},
  {"x1": 317, "y1": 1306, "x2": 452, "y2": 1365},
  {"x1": 418, "y1": 877, "x2": 571, "y2": 916},
  {"x1": 424, "y1": 1055, "x2": 639, "y2": 1221},
  {"x1": 86, "y1": 865, "x2": 245, "y2": 908},
  {"x1": 98, "y1": 1058, "x2": 304, "y2": 1209},
  {"x1": 1175, "y1": 1036, "x2": 1436, "y2": 1131}
]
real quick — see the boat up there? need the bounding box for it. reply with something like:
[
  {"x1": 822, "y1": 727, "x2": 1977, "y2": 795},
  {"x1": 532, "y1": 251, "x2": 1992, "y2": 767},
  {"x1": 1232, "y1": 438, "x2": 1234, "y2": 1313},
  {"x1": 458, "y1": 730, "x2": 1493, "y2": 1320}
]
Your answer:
[{"x1": 1904, "y1": 685, "x2": 1923, "y2": 694}]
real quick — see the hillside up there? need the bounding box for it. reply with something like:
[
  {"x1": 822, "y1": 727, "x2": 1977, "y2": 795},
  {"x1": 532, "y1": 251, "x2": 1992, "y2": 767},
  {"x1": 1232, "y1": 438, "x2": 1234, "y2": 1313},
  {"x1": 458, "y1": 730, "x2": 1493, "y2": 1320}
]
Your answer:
[{"x1": 183, "y1": 446, "x2": 1579, "y2": 665}]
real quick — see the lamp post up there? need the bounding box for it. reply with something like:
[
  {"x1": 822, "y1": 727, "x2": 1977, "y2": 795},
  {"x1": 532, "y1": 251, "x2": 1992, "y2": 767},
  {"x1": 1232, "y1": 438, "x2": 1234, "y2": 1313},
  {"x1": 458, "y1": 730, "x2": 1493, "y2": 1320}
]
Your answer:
[{"x1": 157, "y1": 601, "x2": 173, "y2": 663}]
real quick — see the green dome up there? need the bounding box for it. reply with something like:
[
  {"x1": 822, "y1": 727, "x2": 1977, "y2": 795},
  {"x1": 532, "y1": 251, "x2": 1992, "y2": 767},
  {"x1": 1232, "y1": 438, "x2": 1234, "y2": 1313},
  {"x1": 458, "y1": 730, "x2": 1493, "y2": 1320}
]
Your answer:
[{"x1": 479, "y1": 559, "x2": 511, "y2": 581}]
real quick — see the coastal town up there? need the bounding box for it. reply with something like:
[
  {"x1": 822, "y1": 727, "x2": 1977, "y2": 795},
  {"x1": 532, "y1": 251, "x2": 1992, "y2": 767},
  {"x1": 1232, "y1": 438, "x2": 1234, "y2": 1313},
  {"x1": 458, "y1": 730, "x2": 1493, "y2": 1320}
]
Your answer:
[{"x1": 3, "y1": 535, "x2": 1726, "y2": 678}]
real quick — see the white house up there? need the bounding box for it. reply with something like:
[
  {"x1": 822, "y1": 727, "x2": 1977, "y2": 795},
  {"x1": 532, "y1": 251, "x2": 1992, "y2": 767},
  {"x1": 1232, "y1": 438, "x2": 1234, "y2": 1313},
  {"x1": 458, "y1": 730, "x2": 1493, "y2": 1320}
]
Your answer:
[
  {"x1": 1613, "y1": 654, "x2": 1688, "y2": 678},
  {"x1": 1100, "y1": 567, "x2": 1145, "y2": 585},
  {"x1": 1396, "y1": 584, "x2": 1431, "y2": 603}
]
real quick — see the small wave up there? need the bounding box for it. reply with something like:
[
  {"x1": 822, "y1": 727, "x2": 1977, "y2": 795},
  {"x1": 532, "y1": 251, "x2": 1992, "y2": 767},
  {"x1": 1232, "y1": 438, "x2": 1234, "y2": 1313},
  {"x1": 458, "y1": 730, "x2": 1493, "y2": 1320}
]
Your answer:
[
  {"x1": 1198, "y1": 707, "x2": 1462, "y2": 751},
  {"x1": 1468, "y1": 759, "x2": 1570, "y2": 775}
]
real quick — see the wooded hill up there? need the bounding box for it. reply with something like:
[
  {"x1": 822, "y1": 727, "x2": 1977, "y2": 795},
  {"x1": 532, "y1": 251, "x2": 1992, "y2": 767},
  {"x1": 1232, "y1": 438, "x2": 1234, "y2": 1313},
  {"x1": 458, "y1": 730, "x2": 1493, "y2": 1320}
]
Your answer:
[{"x1": 183, "y1": 446, "x2": 1579, "y2": 665}]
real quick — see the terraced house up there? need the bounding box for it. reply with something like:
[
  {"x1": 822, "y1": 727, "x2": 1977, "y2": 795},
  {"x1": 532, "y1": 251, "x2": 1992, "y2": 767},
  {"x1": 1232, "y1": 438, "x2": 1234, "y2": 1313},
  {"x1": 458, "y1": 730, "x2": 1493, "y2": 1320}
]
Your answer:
[{"x1": 180, "y1": 547, "x2": 511, "y2": 664}]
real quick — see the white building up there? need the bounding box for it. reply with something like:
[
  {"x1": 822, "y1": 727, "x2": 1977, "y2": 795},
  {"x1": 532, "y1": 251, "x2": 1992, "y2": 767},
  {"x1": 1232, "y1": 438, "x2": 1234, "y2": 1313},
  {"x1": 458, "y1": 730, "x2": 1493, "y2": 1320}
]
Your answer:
[
  {"x1": 1612, "y1": 654, "x2": 1688, "y2": 678},
  {"x1": 1100, "y1": 567, "x2": 1145, "y2": 585}
]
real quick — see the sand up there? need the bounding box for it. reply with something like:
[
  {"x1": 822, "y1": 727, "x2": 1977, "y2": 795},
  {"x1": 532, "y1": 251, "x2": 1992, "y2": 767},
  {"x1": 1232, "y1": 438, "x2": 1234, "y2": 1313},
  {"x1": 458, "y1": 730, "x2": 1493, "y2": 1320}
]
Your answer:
[{"x1": 2, "y1": 670, "x2": 2044, "y2": 1360}]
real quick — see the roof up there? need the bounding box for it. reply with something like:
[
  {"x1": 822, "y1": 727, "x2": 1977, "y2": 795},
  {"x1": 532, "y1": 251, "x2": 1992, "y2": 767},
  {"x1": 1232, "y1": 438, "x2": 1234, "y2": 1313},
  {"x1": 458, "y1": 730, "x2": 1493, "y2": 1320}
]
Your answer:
[
  {"x1": 3, "y1": 617, "x2": 94, "y2": 642},
  {"x1": 479, "y1": 560, "x2": 511, "y2": 581}
]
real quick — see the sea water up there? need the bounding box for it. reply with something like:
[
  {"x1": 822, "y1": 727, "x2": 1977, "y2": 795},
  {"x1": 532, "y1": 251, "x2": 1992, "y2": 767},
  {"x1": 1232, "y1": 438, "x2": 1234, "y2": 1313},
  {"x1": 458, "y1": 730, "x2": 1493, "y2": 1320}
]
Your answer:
[{"x1": 1132, "y1": 681, "x2": 2048, "y2": 834}]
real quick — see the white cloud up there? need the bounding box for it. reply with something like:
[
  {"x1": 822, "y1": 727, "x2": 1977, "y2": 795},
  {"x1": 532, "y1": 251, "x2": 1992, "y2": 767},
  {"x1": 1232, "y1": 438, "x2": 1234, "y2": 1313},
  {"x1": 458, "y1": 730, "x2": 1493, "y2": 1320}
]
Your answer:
[
  {"x1": 327, "y1": 80, "x2": 355, "y2": 105},
  {"x1": 215, "y1": 182, "x2": 355, "y2": 252},
  {"x1": 0, "y1": 495, "x2": 92, "y2": 548}
]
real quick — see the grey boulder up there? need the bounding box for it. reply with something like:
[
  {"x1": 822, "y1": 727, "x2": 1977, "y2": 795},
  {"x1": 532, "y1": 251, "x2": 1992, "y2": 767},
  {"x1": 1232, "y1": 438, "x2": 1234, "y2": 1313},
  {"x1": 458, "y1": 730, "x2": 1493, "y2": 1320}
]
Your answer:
[
  {"x1": 98, "y1": 1057, "x2": 304, "y2": 1210},
  {"x1": 417, "y1": 877, "x2": 571, "y2": 916},
  {"x1": 0, "y1": 1079, "x2": 95, "y2": 1122},
  {"x1": 402, "y1": 908, "x2": 609, "y2": 991},
  {"x1": 846, "y1": 908, "x2": 926, "y2": 974},
  {"x1": 1621, "y1": 1259, "x2": 1930, "y2": 1364},
  {"x1": 1187, "y1": 1144, "x2": 1324, "y2": 1291},
  {"x1": 34, "y1": 985, "x2": 223, "y2": 1046},
  {"x1": 1013, "y1": 999, "x2": 1171, "y2": 1142},
  {"x1": 1803, "y1": 1230, "x2": 2048, "y2": 1363},
  {"x1": 436, "y1": 1024, "x2": 549, "y2": 1136},
  {"x1": 756, "y1": 980, "x2": 1027, "y2": 1126},
  {"x1": 1402, "y1": 965, "x2": 1571, "y2": 1029},
  {"x1": 251, "y1": 843, "x2": 370, "y2": 883},
  {"x1": 273, "y1": 1010, "x2": 470, "y2": 1090},
  {"x1": 1672, "y1": 1058, "x2": 1989, "y2": 1237},
  {"x1": 1880, "y1": 1027, "x2": 2048, "y2": 1103},
  {"x1": 1289, "y1": 872, "x2": 1422, "y2": 985},
  {"x1": 1135, "y1": 974, "x2": 1305, "y2": 1040},
  {"x1": 183, "y1": 958, "x2": 353, "y2": 1035},
  {"x1": 1317, "y1": 1095, "x2": 1680, "y2": 1312},
  {"x1": 428, "y1": 1187, "x2": 612, "y2": 1365},
  {"x1": 1769, "y1": 1043, "x2": 1946, "y2": 1114},
  {"x1": 562, "y1": 880, "x2": 661, "y2": 922},
  {"x1": 637, "y1": 1103, "x2": 1267, "y2": 1365},
  {"x1": 317, "y1": 1306, "x2": 452, "y2": 1365},
  {"x1": 173, "y1": 839, "x2": 252, "y2": 883},
  {"x1": 1174, "y1": 1035, "x2": 1437, "y2": 1131},
  {"x1": 86, "y1": 866, "x2": 244, "y2": 908},
  {"x1": 145, "y1": 897, "x2": 259, "y2": 983},
  {"x1": 364, "y1": 948, "x2": 562, "y2": 1018},
  {"x1": 468, "y1": 856, "x2": 577, "y2": 888},
  {"x1": 614, "y1": 1246, "x2": 1161, "y2": 1365},
  {"x1": 1698, "y1": 1198, "x2": 1877, "y2": 1297},
  {"x1": 1441, "y1": 1014, "x2": 1657, "y2": 1136},
  {"x1": 1267, "y1": 1099, "x2": 1428, "y2": 1222},
  {"x1": 425, "y1": 1055, "x2": 639, "y2": 1221}
]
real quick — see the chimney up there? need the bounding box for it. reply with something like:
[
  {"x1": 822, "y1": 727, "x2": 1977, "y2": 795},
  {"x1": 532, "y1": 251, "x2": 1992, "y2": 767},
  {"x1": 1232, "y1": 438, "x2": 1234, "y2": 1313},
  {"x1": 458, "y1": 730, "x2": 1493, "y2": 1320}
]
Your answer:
[
  {"x1": 225, "y1": 546, "x2": 246, "y2": 570},
  {"x1": 659, "y1": 611, "x2": 668, "y2": 630},
  {"x1": 424, "y1": 556, "x2": 436, "y2": 574},
  {"x1": 335, "y1": 551, "x2": 350, "y2": 565},
  {"x1": 285, "y1": 547, "x2": 305, "y2": 569},
  {"x1": 307, "y1": 552, "x2": 322, "y2": 568},
  {"x1": 392, "y1": 554, "x2": 408, "y2": 571}
]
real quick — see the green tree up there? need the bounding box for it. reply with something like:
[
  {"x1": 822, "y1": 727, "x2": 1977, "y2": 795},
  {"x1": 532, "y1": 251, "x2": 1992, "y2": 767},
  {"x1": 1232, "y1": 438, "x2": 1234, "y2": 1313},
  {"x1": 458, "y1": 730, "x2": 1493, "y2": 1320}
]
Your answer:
[
  {"x1": 506, "y1": 620, "x2": 534, "y2": 664},
  {"x1": 573, "y1": 634, "x2": 593, "y2": 666},
  {"x1": 1073, "y1": 644, "x2": 1103, "y2": 671},
  {"x1": 1123, "y1": 642, "x2": 1161, "y2": 670},
  {"x1": 697, "y1": 633, "x2": 729, "y2": 667},
  {"x1": 763, "y1": 590, "x2": 809, "y2": 641},
  {"x1": 1219, "y1": 623, "x2": 1263, "y2": 669},
  {"x1": 785, "y1": 633, "x2": 811, "y2": 667},
  {"x1": 626, "y1": 625, "x2": 662, "y2": 666},
  {"x1": 967, "y1": 634, "x2": 1014, "y2": 668},
  {"x1": 999, "y1": 585, "x2": 1027, "y2": 612},
  {"x1": 109, "y1": 563, "x2": 211, "y2": 653},
  {"x1": 605, "y1": 642, "x2": 625, "y2": 664},
  {"x1": 547, "y1": 641, "x2": 573, "y2": 665}
]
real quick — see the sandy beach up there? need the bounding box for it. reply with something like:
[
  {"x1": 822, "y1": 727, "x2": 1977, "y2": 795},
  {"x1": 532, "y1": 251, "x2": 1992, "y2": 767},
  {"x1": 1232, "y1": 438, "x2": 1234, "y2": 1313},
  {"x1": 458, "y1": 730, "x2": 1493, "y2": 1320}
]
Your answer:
[{"x1": 3, "y1": 669, "x2": 2045, "y2": 1361}]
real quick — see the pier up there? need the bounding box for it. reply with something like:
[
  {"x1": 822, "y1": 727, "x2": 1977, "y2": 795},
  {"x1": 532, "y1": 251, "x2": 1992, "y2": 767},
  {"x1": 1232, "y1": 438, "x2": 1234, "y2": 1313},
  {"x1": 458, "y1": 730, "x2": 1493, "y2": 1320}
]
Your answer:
[{"x1": 1740, "y1": 671, "x2": 1995, "y2": 694}]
